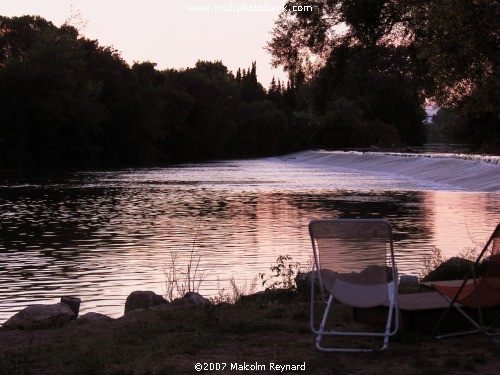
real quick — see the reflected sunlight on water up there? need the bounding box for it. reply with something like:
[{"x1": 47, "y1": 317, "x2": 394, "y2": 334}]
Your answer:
[{"x1": 1, "y1": 151, "x2": 499, "y2": 322}]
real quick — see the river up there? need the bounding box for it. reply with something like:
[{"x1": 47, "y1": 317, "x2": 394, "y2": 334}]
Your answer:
[{"x1": 1, "y1": 149, "x2": 499, "y2": 322}]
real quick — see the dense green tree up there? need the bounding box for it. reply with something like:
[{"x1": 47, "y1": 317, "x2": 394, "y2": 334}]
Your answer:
[
  {"x1": 267, "y1": 77, "x2": 284, "y2": 108},
  {"x1": 233, "y1": 100, "x2": 289, "y2": 156},
  {"x1": 315, "y1": 45, "x2": 426, "y2": 146},
  {"x1": 267, "y1": 2, "x2": 427, "y2": 147},
  {"x1": 0, "y1": 16, "x2": 168, "y2": 167},
  {"x1": 239, "y1": 61, "x2": 266, "y2": 102},
  {"x1": 0, "y1": 16, "x2": 105, "y2": 167},
  {"x1": 184, "y1": 61, "x2": 241, "y2": 158},
  {"x1": 411, "y1": 0, "x2": 499, "y2": 151},
  {"x1": 267, "y1": 0, "x2": 499, "y2": 151},
  {"x1": 159, "y1": 61, "x2": 241, "y2": 160},
  {"x1": 159, "y1": 72, "x2": 198, "y2": 161}
]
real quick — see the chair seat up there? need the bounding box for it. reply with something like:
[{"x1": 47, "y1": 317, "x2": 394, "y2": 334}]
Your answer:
[
  {"x1": 432, "y1": 278, "x2": 500, "y2": 308},
  {"x1": 332, "y1": 278, "x2": 394, "y2": 308}
]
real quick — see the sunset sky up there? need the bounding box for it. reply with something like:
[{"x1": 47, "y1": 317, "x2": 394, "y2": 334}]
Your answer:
[{"x1": 1, "y1": 0, "x2": 288, "y2": 86}]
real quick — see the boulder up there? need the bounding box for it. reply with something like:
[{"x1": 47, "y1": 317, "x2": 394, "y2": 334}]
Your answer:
[
  {"x1": 238, "y1": 291, "x2": 267, "y2": 304},
  {"x1": 295, "y1": 271, "x2": 323, "y2": 298},
  {"x1": 399, "y1": 275, "x2": 421, "y2": 293},
  {"x1": 124, "y1": 291, "x2": 168, "y2": 314},
  {"x1": 171, "y1": 292, "x2": 212, "y2": 307},
  {"x1": 422, "y1": 257, "x2": 474, "y2": 282},
  {"x1": 60, "y1": 296, "x2": 81, "y2": 318},
  {"x1": 184, "y1": 292, "x2": 211, "y2": 305},
  {"x1": 295, "y1": 271, "x2": 312, "y2": 293},
  {"x1": 3, "y1": 303, "x2": 74, "y2": 330},
  {"x1": 77, "y1": 312, "x2": 112, "y2": 323}
]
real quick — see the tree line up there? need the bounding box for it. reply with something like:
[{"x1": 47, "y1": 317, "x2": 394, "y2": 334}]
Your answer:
[
  {"x1": 0, "y1": 16, "x2": 296, "y2": 168},
  {"x1": 1, "y1": 5, "x2": 497, "y2": 169}
]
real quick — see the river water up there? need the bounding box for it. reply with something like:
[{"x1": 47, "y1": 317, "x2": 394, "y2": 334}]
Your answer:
[{"x1": 1, "y1": 150, "x2": 499, "y2": 322}]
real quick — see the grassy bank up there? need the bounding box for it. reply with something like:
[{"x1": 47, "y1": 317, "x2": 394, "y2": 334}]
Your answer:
[{"x1": 0, "y1": 294, "x2": 499, "y2": 375}]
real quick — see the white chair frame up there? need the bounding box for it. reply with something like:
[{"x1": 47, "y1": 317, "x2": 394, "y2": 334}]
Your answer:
[{"x1": 309, "y1": 218, "x2": 399, "y2": 352}]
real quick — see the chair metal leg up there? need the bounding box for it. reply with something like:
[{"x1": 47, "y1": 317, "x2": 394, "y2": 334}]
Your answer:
[
  {"x1": 315, "y1": 295, "x2": 334, "y2": 349},
  {"x1": 433, "y1": 296, "x2": 500, "y2": 342},
  {"x1": 314, "y1": 294, "x2": 398, "y2": 352}
]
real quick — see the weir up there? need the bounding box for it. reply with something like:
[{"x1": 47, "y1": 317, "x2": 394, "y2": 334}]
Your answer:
[{"x1": 285, "y1": 150, "x2": 500, "y2": 192}]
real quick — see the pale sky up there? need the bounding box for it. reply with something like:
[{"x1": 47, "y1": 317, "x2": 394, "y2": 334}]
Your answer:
[{"x1": 1, "y1": 0, "x2": 288, "y2": 86}]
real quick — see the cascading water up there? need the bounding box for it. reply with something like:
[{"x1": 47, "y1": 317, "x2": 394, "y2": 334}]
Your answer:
[{"x1": 282, "y1": 150, "x2": 500, "y2": 192}]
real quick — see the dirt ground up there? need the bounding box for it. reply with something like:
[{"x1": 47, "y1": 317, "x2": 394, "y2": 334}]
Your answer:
[{"x1": 0, "y1": 300, "x2": 499, "y2": 375}]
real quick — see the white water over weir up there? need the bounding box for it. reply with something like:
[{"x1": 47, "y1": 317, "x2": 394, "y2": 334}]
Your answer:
[{"x1": 286, "y1": 150, "x2": 500, "y2": 192}]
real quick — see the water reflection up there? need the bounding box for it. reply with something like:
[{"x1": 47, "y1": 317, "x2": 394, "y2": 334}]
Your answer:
[{"x1": 1, "y1": 158, "x2": 499, "y2": 322}]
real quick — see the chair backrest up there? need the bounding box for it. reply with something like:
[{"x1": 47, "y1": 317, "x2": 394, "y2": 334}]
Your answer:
[{"x1": 309, "y1": 219, "x2": 396, "y2": 308}]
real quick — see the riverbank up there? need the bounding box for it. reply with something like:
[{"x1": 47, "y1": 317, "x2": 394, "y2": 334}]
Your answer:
[{"x1": 1, "y1": 296, "x2": 499, "y2": 374}]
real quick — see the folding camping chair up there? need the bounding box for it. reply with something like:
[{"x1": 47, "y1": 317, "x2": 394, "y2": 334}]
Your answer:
[
  {"x1": 309, "y1": 219, "x2": 399, "y2": 352},
  {"x1": 431, "y1": 223, "x2": 500, "y2": 344}
]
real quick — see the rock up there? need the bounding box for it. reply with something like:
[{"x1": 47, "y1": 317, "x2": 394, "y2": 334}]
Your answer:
[
  {"x1": 237, "y1": 289, "x2": 297, "y2": 303},
  {"x1": 422, "y1": 257, "x2": 475, "y2": 282},
  {"x1": 124, "y1": 291, "x2": 168, "y2": 314},
  {"x1": 295, "y1": 271, "x2": 323, "y2": 297},
  {"x1": 400, "y1": 275, "x2": 419, "y2": 285},
  {"x1": 60, "y1": 296, "x2": 81, "y2": 318},
  {"x1": 296, "y1": 271, "x2": 313, "y2": 288},
  {"x1": 77, "y1": 312, "x2": 112, "y2": 323},
  {"x1": 3, "y1": 303, "x2": 74, "y2": 330},
  {"x1": 237, "y1": 291, "x2": 267, "y2": 304},
  {"x1": 399, "y1": 275, "x2": 421, "y2": 293},
  {"x1": 171, "y1": 292, "x2": 212, "y2": 307},
  {"x1": 184, "y1": 292, "x2": 211, "y2": 304}
]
